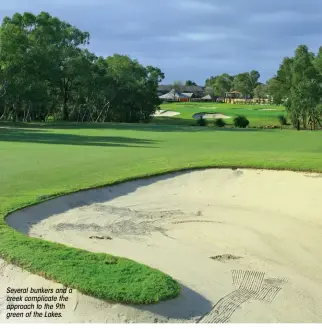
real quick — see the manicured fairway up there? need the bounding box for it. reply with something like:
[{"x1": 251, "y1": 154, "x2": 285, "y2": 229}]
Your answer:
[
  {"x1": 1, "y1": 123, "x2": 322, "y2": 304},
  {"x1": 156, "y1": 102, "x2": 286, "y2": 126}
]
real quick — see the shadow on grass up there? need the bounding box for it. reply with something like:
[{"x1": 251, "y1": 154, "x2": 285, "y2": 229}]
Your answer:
[
  {"x1": 0, "y1": 127, "x2": 157, "y2": 148},
  {"x1": 1, "y1": 120, "x2": 201, "y2": 132},
  {"x1": 1, "y1": 121, "x2": 277, "y2": 133},
  {"x1": 152, "y1": 117, "x2": 195, "y2": 126}
]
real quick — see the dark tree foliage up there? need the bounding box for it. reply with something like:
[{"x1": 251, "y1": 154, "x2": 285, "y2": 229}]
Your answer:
[
  {"x1": 185, "y1": 80, "x2": 197, "y2": 86},
  {"x1": 277, "y1": 115, "x2": 287, "y2": 127},
  {"x1": 0, "y1": 12, "x2": 164, "y2": 123},
  {"x1": 197, "y1": 117, "x2": 207, "y2": 126},
  {"x1": 233, "y1": 115, "x2": 249, "y2": 128},
  {"x1": 214, "y1": 118, "x2": 226, "y2": 127},
  {"x1": 269, "y1": 45, "x2": 322, "y2": 130}
]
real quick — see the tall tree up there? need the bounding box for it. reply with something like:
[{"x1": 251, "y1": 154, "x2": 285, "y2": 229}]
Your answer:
[
  {"x1": 232, "y1": 73, "x2": 252, "y2": 98},
  {"x1": 266, "y1": 57, "x2": 294, "y2": 106},
  {"x1": 266, "y1": 77, "x2": 284, "y2": 105},
  {"x1": 253, "y1": 83, "x2": 268, "y2": 100},
  {"x1": 213, "y1": 74, "x2": 234, "y2": 97},
  {"x1": 281, "y1": 45, "x2": 322, "y2": 130},
  {"x1": 185, "y1": 80, "x2": 197, "y2": 86},
  {"x1": 171, "y1": 80, "x2": 184, "y2": 92},
  {"x1": 205, "y1": 76, "x2": 217, "y2": 87},
  {"x1": 232, "y1": 71, "x2": 260, "y2": 98},
  {"x1": 249, "y1": 70, "x2": 260, "y2": 94},
  {"x1": 0, "y1": 11, "x2": 163, "y2": 123}
]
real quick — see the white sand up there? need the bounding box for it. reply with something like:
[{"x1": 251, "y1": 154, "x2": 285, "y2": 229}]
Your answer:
[
  {"x1": 2, "y1": 169, "x2": 322, "y2": 323},
  {"x1": 259, "y1": 109, "x2": 278, "y2": 111},
  {"x1": 193, "y1": 113, "x2": 231, "y2": 119},
  {"x1": 153, "y1": 110, "x2": 180, "y2": 117}
]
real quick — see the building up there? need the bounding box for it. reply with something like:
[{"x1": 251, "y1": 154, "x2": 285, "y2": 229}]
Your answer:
[
  {"x1": 159, "y1": 89, "x2": 190, "y2": 102},
  {"x1": 157, "y1": 85, "x2": 204, "y2": 98},
  {"x1": 224, "y1": 91, "x2": 242, "y2": 103},
  {"x1": 201, "y1": 94, "x2": 213, "y2": 102},
  {"x1": 224, "y1": 90, "x2": 271, "y2": 104},
  {"x1": 182, "y1": 93, "x2": 194, "y2": 101}
]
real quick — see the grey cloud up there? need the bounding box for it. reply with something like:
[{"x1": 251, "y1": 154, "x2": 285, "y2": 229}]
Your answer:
[{"x1": 1, "y1": 0, "x2": 322, "y2": 84}]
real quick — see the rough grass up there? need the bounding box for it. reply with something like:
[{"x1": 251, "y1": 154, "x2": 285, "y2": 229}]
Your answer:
[
  {"x1": 1, "y1": 123, "x2": 322, "y2": 304},
  {"x1": 156, "y1": 102, "x2": 286, "y2": 126}
]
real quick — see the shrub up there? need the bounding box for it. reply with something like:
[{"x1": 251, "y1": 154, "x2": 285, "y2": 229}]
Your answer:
[
  {"x1": 277, "y1": 115, "x2": 287, "y2": 126},
  {"x1": 197, "y1": 117, "x2": 207, "y2": 126},
  {"x1": 214, "y1": 118, "x2": 226, "y2": 127},
  {"x1": 45, "y1": 115, "x2": 55, "y2": 122},
  {"x1": 233, "y1": 115, "x2": 249, "y2": 128}
]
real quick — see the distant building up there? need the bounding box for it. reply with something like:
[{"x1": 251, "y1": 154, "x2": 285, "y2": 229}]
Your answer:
[
  {"x1": 159, "y1": 89, "x2": 190, "y2": 102},
  {"x1": 224, "y1": 91, "x2": 242, "y2": 103},
  {"x1": 201, "y1": 94, "x2": 213, "y2": 102},
  {"x1": 224, "y1": 91, "x2": 271, "y2": 104},
  {"x1": 157, "y1": 85, "x2": 204, "y2": 98}
]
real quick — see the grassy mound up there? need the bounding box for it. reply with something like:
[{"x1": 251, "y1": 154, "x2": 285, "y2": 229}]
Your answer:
[{"x1": 0, "y1": 227, "x2": 179, "y2": 303}]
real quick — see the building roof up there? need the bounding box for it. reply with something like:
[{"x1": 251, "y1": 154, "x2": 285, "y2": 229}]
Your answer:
[
  {"x1": 201, "y1": 94, "x2": 212, "y2": 100},
  {"x1": 182, "y1": 92, "x2": 194, "y2": 98},
  {"x1": 158, "y1": 85, "x2": 204, "y2": 93},
  {"x1": 159, "y1": 89, "x2": 188, "y2": 100}
]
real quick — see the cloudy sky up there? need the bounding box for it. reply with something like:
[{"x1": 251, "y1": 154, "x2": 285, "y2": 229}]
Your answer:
[{"x1": 1, "y1": 0, "x2": 322, "y2": 85}]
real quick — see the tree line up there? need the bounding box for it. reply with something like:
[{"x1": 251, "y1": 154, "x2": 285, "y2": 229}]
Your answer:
[
  {"x1": 1, "y1": 12, "x2": 321, "y2": 130},
  {"x1": 267, "y1": 45, "x2": 322, "y2": 130},
  {"x1": 204, "y1": 45, "x2": 322, "y2": 130},
  {"x1": 0, "y1": 12, "x2": 164, "y2": 123},
  {"x1": 171, "y1": 72, "x2": 267, "y2": 100},
  {"x1": 204, "y1": 71, "x2": 265, "y2": 100}
]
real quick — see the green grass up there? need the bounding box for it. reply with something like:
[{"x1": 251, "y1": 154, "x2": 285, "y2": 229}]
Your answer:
[
  {"x1": 155, "y1": 102, "x2": 286, "y2": 126},
  {"x1": 1, "y1": 123, "x2": 322, "y2": 304}
]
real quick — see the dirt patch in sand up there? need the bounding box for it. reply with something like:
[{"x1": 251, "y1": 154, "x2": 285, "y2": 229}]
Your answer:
[
  {"x1": 210, "y1": 254, "x2": 243, "y2": 262},
  {"x1": 193, "y1": 112, "x2": 231, "y2": 119},
  {"x1": 153, "y1": 110, "x2": 180, "y2": 117},
  {"x1": 2, "y1": 169, "x2": 322, "y2": 323}
]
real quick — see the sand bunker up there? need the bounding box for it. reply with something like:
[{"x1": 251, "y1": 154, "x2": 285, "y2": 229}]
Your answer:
[
  {"x1": 153, "y1": 110, "x2": 180, "y2": 117},
  {"x1": 259, "y1": 108, "x2": 278, "y2": 111},
  {"x1": 2, "y1": 169, "x2": 322, "y2": 323},
  {"x1": 193, "y1": 112, "x2": 231, "y2": 119}
]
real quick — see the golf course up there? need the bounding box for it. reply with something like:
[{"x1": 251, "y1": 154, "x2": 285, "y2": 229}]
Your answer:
[
  {"x1": 1, "y1": 8, "x2": 322, "y2": 324},
  {"x1": 1, "y1": 119, "x2": 322, "y2": 322},
  {"x1": 154, "y1": 102, "x2": 286, "y2": 127}
]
